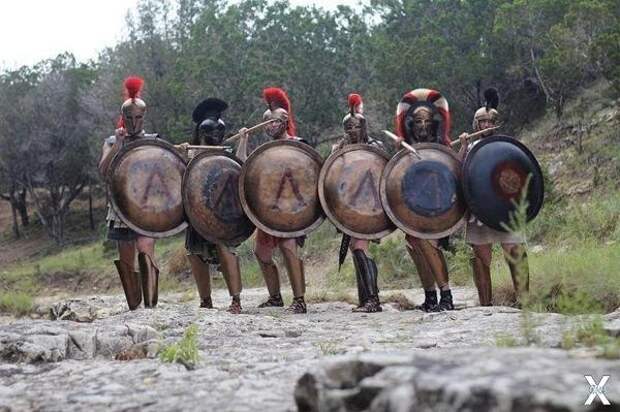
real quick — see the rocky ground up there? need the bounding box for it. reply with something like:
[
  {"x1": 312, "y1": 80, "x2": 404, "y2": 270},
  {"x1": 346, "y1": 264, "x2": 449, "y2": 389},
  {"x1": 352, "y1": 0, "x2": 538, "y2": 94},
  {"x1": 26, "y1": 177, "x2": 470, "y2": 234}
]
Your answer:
[{"x1": 0, "y1": 287, "x2": 619, "y2": 411}]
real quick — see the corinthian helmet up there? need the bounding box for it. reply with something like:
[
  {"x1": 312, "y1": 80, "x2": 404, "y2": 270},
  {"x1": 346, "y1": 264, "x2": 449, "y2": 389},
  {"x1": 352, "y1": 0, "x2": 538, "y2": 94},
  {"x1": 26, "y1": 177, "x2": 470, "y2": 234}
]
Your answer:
[
  {"x1": 120, "y1": 76, "x2": 146, "y2": 136},
  {"x1": 473, "y1": 88, "x2": 499, "y2": 131},
  {"x1": 342, "y1": 93, "x2": 367, "y2": 144},
  {"x1": 262, "y1": 87, "x2": 296, "y2": 139}
]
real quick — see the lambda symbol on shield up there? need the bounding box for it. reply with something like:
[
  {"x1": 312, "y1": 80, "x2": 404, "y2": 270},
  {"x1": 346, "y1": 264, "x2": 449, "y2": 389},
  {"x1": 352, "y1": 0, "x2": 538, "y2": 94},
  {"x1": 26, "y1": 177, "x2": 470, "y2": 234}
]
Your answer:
[
  {"x1": 141, "y1": 166, "x2": 172, "y2": 208},
  {"x1": 204, "y1": 170, "x2": 244, "y2": 224},
  {"x1": 350, "y1": 170, "x2": 381, "y2": 210},
  {"x1": 271, "y1": 168, "x2": 307, "y2": 211}
]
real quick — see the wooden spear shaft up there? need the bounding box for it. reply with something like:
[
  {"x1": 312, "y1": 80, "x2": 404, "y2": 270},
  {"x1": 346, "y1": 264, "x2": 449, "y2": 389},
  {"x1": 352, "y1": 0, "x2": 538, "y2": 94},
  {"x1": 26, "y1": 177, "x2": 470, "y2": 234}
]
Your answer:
[
  {"x1": 222, "y1": 119, "x2": 277, "y2": 144},
  {"x1": 185, "y1": 145, "x2": 229, "y2": 150},
  {"x1": 449, "y1": 126, "x2": 501, "y2": 147}
]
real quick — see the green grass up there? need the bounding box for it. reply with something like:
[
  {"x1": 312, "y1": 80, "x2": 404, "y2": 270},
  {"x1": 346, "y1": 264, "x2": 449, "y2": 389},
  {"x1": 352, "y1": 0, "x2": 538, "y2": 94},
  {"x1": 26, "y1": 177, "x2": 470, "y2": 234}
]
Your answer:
[
  {"x1": 159, "y1": 324, "x2": 201, "y2": 369},
  {"x1": 561, "y1": 317, "x2": 620, "y2": 359},
  {"x1": 0, "y1": 291, "x2": 34, "y2": 316},
  {"x1": 495, "y1": 333, "x2": 519, "y2": 347},
  {"x1": 490, "y1": 240, "x2": 620, "y2": 314},
  {"x1": 527, "y1": 192, "x2": 620, "y2": 245}
]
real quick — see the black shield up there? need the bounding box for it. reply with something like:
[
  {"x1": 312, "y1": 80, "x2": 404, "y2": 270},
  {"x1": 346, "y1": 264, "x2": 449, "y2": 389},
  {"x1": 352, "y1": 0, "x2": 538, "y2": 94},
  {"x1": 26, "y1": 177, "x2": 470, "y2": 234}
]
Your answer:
[{"x1": 462, "y1": 135, "x2": 544, "y2": 232}]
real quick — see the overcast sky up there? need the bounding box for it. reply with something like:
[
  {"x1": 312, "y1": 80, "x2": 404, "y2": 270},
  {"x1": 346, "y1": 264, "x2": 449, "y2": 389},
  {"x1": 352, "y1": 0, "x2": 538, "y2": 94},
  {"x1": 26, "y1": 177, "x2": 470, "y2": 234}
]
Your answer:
[{"x1": 0, "y1": 0, "x2": 361, "y2": 70}]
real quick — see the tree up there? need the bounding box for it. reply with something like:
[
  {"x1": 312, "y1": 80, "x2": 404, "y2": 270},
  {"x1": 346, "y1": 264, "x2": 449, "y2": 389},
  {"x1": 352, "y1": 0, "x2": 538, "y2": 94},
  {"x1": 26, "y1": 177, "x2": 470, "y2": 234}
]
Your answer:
[
  {"x1": 0, "y1": 67, "x2": 38, "y2": 238},
  {"x1": 17, "y1": 54, "x2": 97, "y2": 244}
]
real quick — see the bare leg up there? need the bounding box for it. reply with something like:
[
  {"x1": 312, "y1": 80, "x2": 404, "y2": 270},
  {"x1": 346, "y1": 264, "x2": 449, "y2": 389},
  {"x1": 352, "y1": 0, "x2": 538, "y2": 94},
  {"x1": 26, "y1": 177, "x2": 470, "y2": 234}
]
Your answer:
[
  {"x1": 406, "y1": 236, "x2": 439, "y2": 311},
  {"x1": 188, "y1": 255, "x2": 213, "y2": 308},
  {"x1": 502, "y1": 243, "x2": 529, "y2": 305},
  {"x1": 254, "y1": 230, "x2": 283, "y2": 307},
  {"x1": 471, "y1": 244, "x2": 493, "y2": 306},
  {"x1": 215, "y1": 245, "x2": 242, "y2": 314},
  {"x1": 413, "y1": 239, "x2": 453, "y2": 310},
  {"x1": 279, "y1": 238, "x2": 307, "y2": 314},
  {"x1": 405, "y1": 236, "x2": 436, "y2": 290}
]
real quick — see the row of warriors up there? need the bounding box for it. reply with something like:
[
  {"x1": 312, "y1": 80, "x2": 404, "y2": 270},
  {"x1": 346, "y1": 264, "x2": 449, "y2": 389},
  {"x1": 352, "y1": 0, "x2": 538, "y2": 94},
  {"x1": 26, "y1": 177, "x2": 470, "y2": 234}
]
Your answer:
[{"x1": 99, "y1": 77, "x2": 530, "y2": 314}]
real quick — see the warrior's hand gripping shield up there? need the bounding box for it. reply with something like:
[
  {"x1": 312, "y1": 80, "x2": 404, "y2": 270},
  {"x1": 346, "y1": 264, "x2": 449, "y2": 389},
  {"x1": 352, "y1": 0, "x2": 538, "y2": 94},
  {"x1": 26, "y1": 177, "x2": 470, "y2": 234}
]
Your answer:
[
  {"x1": 380, "y1": 143, "x2": 466, "y2": 239},
  {"x1": 182, "y1": 149, "x2": 255, "y2": 246},
  {"x1": 319, "y1": 144, "x2": 394, "y2": 239},
  {"x1": 108, "y1": 138, "x2": 188, "y2": 238},
  {"x1": 462, "y1": 135, "x2": 544, "y2": 231},
  {"x1": 239, "y1": 140, "x2": 324, "y2": 237}
]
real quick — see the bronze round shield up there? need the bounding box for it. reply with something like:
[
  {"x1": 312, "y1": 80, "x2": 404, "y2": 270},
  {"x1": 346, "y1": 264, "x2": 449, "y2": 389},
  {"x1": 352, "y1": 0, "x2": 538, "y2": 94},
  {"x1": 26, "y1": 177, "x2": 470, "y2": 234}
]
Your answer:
[
  {"x1": 380, "y1": 143, "x2": 466, "y2": 239},
  {"x1": 319, "y1": 144, "x2": 395, "y2": 239},
  {"x1": 108, "y1": 138, "x2": 187, "y2": 238},
  {"x1": 462, "y1": 135, "x2": 544, "y2": 232},
  {"x1": 182, "y1": 149, "x2": 255, "y2": 246},
  {"x1": 239, "y1": 139, "x2": 324, "y2": 237}
]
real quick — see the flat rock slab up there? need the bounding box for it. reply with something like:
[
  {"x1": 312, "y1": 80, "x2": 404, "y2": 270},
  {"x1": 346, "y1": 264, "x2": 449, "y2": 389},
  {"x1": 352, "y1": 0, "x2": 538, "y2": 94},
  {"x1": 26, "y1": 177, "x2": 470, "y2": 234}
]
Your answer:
[
  {"x1": 295, "y1": 349, "x2": 620, "y2": 412},
  {"x1": 0, "y1": 289, "x2": 617, "y2": 411}
]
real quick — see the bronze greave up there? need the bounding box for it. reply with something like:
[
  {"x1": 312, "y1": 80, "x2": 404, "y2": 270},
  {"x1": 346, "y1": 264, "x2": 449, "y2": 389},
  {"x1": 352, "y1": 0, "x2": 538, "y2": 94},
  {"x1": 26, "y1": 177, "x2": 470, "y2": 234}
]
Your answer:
[
  {"x1": 351, "y1": 253, "x2": 368, "y2": 305},
  {"x1": 505, "y1": 246, "x2": 530, "y2": 298},
  {"x1": 406, "y1": 243, "x2": 436, "y2": 290},
  {"x1": 216, "y1": 245, "x2": 242, "y2": 297},
  {"x1": 138, "y1": 252, "x2": 159, "y2": 308},
  {"x1": 114, "y1": 260, "x2": 142, "y2": 310},
  {"x1": 281, "y1": 248, "x2": 306, "y2": 298},
  {"x1": 471, "y1": 255, "x2": 492, "y2": 306},
  {"x1": 352, "y1": 250, "x2": 379, "y2": 299},
  {"x1": 255, "y1": 253, "x2": 281, "y2": 297}
]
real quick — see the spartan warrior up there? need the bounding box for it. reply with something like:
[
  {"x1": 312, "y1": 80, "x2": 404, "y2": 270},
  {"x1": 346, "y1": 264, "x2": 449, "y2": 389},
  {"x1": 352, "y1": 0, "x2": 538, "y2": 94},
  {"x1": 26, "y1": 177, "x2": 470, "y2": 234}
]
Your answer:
[
  {"x1": 98, "y1": 77, "x2": 160, "y2": 310},
  {"x1": 333, "y1": 93, "x2": 383, "y2": 312},
  {"x1": 394, "y1": 89, "x2": 455, "y2": 312},
  {"x1": 237, "y1": 87, "x2": 308, "y2": 314},
  {"x1": 458, "y1": 88, "x2": 530, "y2": 306},
  {"x1": 182, "y1": 98, "x2": 243, "y2": 313}
]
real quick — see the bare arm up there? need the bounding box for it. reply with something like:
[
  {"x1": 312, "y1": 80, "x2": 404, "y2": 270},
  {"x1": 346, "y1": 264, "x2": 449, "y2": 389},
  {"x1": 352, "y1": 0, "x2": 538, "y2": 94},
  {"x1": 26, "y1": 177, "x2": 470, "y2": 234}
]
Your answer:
[
  {"x1": 235, "y1": 128, "x2": 249, "y2": 161},
  {"x1": 457, "y1": 133, "x2": 468, "y2": 160},
  {"x1": 98, "y1": 129, "x2": 124, "y2": 177}
]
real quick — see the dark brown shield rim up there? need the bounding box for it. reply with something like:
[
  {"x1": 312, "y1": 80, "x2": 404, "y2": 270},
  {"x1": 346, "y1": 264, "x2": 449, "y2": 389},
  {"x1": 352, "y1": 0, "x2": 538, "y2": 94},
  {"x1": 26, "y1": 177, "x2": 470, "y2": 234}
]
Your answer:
[
  {"x1": 108, "y1": 138, "x2": 188, "y2": 238},
  {"x1": 462, "y1": 134, "x2": 544, "y2": 230},
  {"x1": 379, "y1": 142, "x2": 466, "y2": 239},
  {"x1": 238, "y1": 139, "x2": 325, "y2": 238},
  {"x1": 319, "y1": 143, "x2": 395, "y2": 240},
  {"x1": 182, "y1": 148, "x2": 255, "y2": 246}
]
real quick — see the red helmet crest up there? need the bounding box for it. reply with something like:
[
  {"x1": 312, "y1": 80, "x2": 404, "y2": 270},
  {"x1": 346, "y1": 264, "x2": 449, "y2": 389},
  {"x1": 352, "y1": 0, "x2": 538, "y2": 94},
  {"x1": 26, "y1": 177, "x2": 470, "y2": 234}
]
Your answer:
[
  {"x1": 263, "y1": 87, "x2": 296, "y2": 137},
  {"x1": 118, "y1": 76, "x2": 145, "y2": 128},
  {"x1": 123, "y1": 76, "x2": 144, "y2": 100},
  {"x1": 348, "y1": 93, "x2": 363, "y2": 115}
]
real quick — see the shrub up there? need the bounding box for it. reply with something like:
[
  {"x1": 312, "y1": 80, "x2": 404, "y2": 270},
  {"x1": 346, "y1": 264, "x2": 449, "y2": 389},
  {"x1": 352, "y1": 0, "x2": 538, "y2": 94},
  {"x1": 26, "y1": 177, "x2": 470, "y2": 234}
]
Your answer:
[{"x1": 159, "y1": 324, "x2": 201, "y2": 370}]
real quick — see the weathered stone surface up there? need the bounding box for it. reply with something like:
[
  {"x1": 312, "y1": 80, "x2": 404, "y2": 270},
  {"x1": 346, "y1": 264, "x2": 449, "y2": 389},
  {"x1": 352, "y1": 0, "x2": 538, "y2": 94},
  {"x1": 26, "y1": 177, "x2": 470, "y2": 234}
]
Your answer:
[
  {"x1": 296, "y1": 349, "x2": 620, "y2": 412},
  {"x1": 0, "y1": 288, "x2": 618, "y2": 411},
  {"x1": 605, "y1": 310, "x2": 620, "y2": 337},
  {"x1": 0, "y1": 320, "x2": 159, "y2": 363}
]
